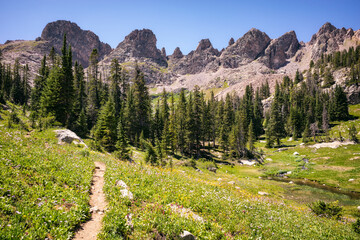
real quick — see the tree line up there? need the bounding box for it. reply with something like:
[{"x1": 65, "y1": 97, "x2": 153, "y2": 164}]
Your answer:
[{"x1": 0, "y1": 35, "x2": 356, "y2": 164}]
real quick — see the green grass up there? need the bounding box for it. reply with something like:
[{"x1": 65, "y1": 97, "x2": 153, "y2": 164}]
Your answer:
[
  {"x1": 99, "y1": 155, "x2": 358, "y2": 239},
  {"x1": 1, "y1": 103, "x2": 360, "y2": 239},
  {"x1": 0, "y1": 108, "x2": 95, "y2": 239}
]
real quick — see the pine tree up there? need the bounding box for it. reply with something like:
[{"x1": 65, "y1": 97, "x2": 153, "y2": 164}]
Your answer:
[
  {"x1": 177, "y1": 89, "x2": 187, "y2": 154},
  {"x1": 124, "y1": 87, "x2": 137, "y2": 143},
  {"x1": 31, "y1": 55, "x2": 49, "y2": 113},
  {"x1": 22, "y1": 64, "x2": 30, "y2": 105},
  {"x1": 109, "y1": 58, "x2": 122, "y2": 116},
  {"x1": 330, "y1": 85, "x2": 349, "y2": 121},
  {"x1": 40, "y1": 65, "x2": 64, "y2": 121},
  {"x1": 133, "y1": 64, "x2": 151, "y2": 138},
  {"x1": 247, "y1": 120, "x2": 255, "y2": 152},
  {"x1": 60, "y1": 34, "x2": 75, "y2": 126},
  {"x1": 87, "y1": 49, "x2": 100, "y2": 128},
  {"x1": 168, "y1": 93, "x2": 177, "y2": 154},
  {"x1": 10, "y1": 59, "x2": 24, "y2": 104},
  {"x1": 94, "y1": 98, "x2": 117, "y2": 152},
  {"x1": 266, "y1": 83, "x2": 285, "y2": 147},
  {"x1": 75, "y1": 108, "x2": 88, "y2": 138},
  {"x1": 116, "y1": 117, "x2": 130, "y2": 160}
]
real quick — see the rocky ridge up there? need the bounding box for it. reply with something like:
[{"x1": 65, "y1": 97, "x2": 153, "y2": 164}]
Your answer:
[{"x1": 1, "y1": 21, "x2": 360, "y2": 101}]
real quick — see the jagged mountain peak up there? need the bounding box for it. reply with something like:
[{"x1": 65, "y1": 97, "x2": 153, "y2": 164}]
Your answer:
[{"x1": 40, "y1": 20, "x2": 111, "y2": 67}]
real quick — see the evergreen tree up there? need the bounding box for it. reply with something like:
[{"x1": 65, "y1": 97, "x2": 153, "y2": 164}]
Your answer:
[
  {"x1": 116, "y1": 117, "x2": 130, "y2": 160},
  {"x1": 177, "y1": 89, "x2": 187, "y2": 154},
  {"x1": 60, "y1": 34, "x2": 74, "y2": 126},
  {"x1": 10, "y1": 59, "x2": 24, "y2": 104},
  {"x1": 87, "y1": 49, "x2": 100, "y2": 128},
  {"x1": 330, "y1": 85, "x2": 349, "y2": 121},
  {"x1": 40, "y1": 65, "x2": 64, "y2": 121},
  {"x1": 266, "y1": 83, "x2": 285, "y2": 147},
  {"x1": 247, "y1": 120, "x2": 255, "y2": 152},
  {"x1": 94, "y1": 98, "x2": 117, "y2": 152},
  {"x1": 124, "y1": 87, "x2": 137, "y2": 143},
  {"x1": 22, "y1": 64, "x2": 30, "y2": 105},
  {"x1": 294, "y1": 69, "x2": 303, "y2": 84},
  {"x1": 168, "y1": 93, "x2": 177, "y2": 154},
  {"x1": 133, "y1": 64, "x2": 151, "y2": 138},
  {"x1": 31, "y1": 55, "x2": 49, "y2": 113},
  {"x1": 109, "y1": 58, "x2": 122, "y2": 116}
]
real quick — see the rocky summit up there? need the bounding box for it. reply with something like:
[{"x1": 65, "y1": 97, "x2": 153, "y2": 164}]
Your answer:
[
  {"x1": 1, "y1": 21, "x2": 360, "y2": 100},
  {"x1": 41, "y1": 20, "x2": 112, "y2": 67}
]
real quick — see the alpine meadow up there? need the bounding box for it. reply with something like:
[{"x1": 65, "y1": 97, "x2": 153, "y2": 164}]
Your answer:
[{"x1": 1, "y1": 1, "x2": 360, "y2": 239}]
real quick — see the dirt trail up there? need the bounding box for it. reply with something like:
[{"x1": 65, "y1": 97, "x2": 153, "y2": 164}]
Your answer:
[{"x1": 73, "y1": 161, "x2": 107, "y2": 240}]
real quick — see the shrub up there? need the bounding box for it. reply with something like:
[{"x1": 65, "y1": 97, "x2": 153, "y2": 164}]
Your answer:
[
  {"x1": 353, "y1": 219, "x2": 360, "y2": 234},
  {"x1": 308, "y1": 200, "x2": 343, "y2": 219}
]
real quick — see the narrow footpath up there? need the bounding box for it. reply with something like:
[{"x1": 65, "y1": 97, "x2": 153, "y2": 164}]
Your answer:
[{"x1": 73, "y1": 161, "x2": 107, "y2": 240}]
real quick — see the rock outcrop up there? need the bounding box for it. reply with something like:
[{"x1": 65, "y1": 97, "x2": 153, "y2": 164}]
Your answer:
[
  {"x1": 54, "y1": 129, "x2": 87, "y2": 146},
  {"x1": 220, "y1": 28, "x2": 271, "y2": 68},
  {"x1": 259, "y1": 31, "x2": 300, "y2": 69},
  {"x1": 309, "y1": 22, "x2": 354, "y2": 60},
  {"x1": 108, "y1": 29, "x2": 167, "y2": 67},
  {"x1": 170, "y1": 39, "x2": 220, "y2": 74},
  {"x1": 41, "y1": 20, "x2": 112, "y2": 67}
]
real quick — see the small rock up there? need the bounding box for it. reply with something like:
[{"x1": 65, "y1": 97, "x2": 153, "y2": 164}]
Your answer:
[
  {"x1": 349, "y1": 179, "x2": 355, "y2": 182},
  {"x1": 260, "y1": 140, "x2": 266, "y2": 143},
  {"x1": 90, "y1": 206, "x2": 98, "y2": 213},
  {"x1": 299, "y1": 143, "x2": 305, "y2": 146},
  {"x1": 293, "y1": 152, "x2": 299, "y2": 155},
  {"x1": 357, "y1": 206, "x2": 360, "y2": 212},
  {"x1": 180, "y1": 230, "x2": 195, "y2": 240},
  {"x1": 217, "y1": 178, "x2": 222, "y2": 181},
  {"x1": 258, "y1": 191, "x2": 269, "y2": 196},
  {"x1": 207, "y1": 167, "x2": 217, "y2": 173},
  {"x1": 125, "y1": 213, "x2": 133, "y2": 228},
  {"x1": 288, "y1": 137, "x2": 293, "y2": 141},
  {"x1": 228, "y1": 181, "x2": 235, "y2": 185},
  {"x1": 283, "y1": 176, "x2": 289, "y2": 179},
  {"x1": 286, "y1": 171, "x2": 292, "y2": 175},
  {"x1": 258, "y1": 176, "x2": 262, "y2": 179},
  {"x1": 120, "y1": 189, "x2": 134, "y2": 200},
  {"x1": 289, "y1": 181, "x2": 294, "y2": 184},
  {"x1": 116, "y1": 180, "x2": 128, "y2": 189},
  {"x1": 266, "y1": 158, "x2": 272, "y2": 161}
]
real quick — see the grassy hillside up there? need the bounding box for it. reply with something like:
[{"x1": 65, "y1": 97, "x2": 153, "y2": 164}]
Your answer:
[{"x1": 0, "y1": 104, "x2": 359, "y2": 239}]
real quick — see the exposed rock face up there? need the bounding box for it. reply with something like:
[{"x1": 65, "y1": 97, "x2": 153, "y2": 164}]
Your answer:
[
  {"x1": 220, "y1": 28, "x2": 271, "y2": 68},
  {"x1": 109, "y1": 29, "x2": 167, "y2": 67},
  {"x1": 41, "y1": 20, "x2": 112, "y2": 67},
  {"x1": 345, "y1": 85, "x2": 360, "y2": 104},
  {"x1": 259, "y1": 31, "x2": 300, "y2": 69},
  {"x1": 170, "y1": 39, "x2": 220, "y2": 74},
  {"x1": 170, "y1": 47, "x2": 184, "y2": 59},
  {"x1": 228, "y1": 37, "x2": 235, "y2": 46},
  {"x1": 309, "y1": 22, "x2": 353, "y2": 60}
]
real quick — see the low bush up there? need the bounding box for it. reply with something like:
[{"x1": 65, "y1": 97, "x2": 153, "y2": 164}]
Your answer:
[{"x1": 308, "y1": 200, "x2": 343, "y2": 219}]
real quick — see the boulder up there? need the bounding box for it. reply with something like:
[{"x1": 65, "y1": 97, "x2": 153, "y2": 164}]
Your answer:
[
  {"x1": 115, "y1": 180, "x2": 129, "y2": 189},
  {"x1": 258, "y1": 191, "x2": 269, "y2": 196},
  {"x1": 180, "y1": 231, "x2": 195, "y2": 240},
  {"x1": 120, "y1": 189, "x2": 134, "y2": 200},
  {"x1": 54, "y1": 129, "x2": 87, "y2": 146}
]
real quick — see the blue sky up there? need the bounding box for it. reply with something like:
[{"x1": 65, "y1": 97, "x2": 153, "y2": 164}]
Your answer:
[{"x1": 1, "y1": 0, "x2": 359, "y2": 54}]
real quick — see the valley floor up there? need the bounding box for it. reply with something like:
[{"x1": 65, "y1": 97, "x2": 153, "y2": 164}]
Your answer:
[{"x1": 0, "y1": 104, "x2": 359, "y2": 239}]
